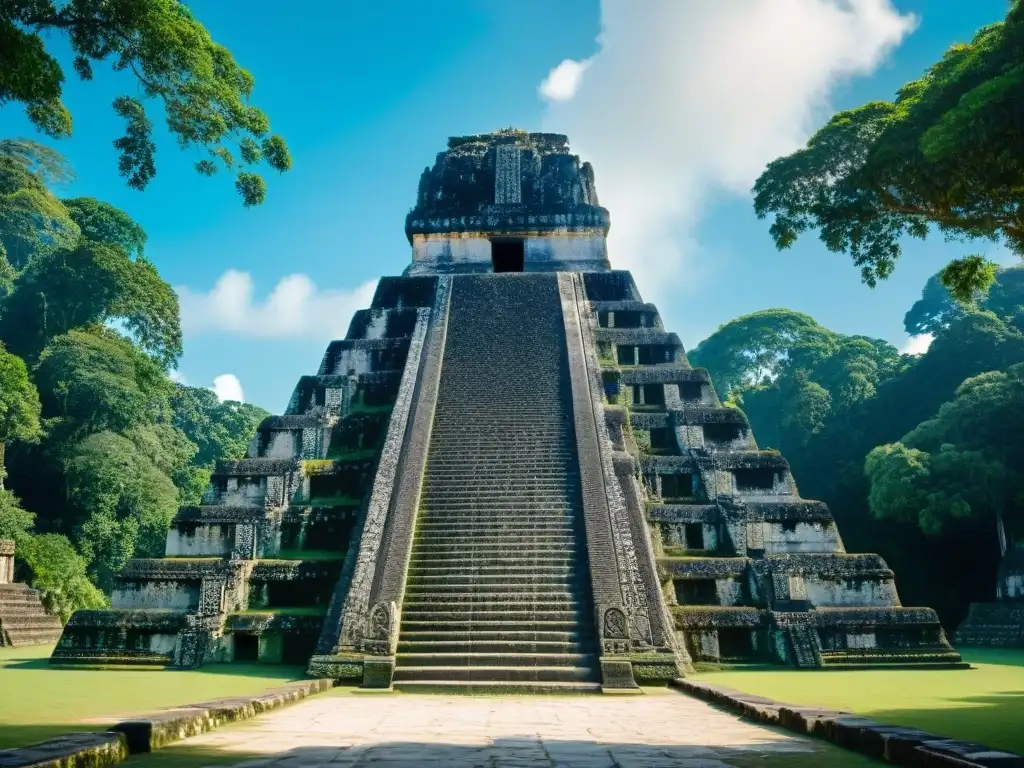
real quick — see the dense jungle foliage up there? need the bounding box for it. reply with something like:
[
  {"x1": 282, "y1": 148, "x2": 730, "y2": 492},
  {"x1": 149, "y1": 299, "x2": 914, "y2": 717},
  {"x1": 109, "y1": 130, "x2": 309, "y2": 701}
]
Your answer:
[
  {"x1": 741, "y1": 0, "x2": 1024, "y2": 628},
  {"x1": 0, "y1": 140, "x2": 269, "y2": 618}
]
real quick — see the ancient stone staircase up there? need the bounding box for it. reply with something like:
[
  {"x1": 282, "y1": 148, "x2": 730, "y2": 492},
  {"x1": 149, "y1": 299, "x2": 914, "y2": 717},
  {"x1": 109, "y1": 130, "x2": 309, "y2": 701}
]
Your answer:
[
  {"x1": 0, "y1": 583, "x2": 62, "y2": 647},
  {"x1": 393, "y1": 274, "x2": 601, "y2": 693}
]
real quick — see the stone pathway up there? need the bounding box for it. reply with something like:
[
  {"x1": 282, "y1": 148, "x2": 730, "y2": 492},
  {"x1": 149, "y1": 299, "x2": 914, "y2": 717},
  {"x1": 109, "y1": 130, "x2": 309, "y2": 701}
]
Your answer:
[{"x1": 143, "y1": 688, "x2": 838, "y2": 767}]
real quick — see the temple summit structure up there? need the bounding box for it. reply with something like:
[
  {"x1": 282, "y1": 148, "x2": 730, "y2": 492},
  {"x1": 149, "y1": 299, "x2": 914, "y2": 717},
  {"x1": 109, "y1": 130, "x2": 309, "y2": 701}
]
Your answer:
[{"x1": 52, "y1": 129, "x2": 962, "y2": 691}]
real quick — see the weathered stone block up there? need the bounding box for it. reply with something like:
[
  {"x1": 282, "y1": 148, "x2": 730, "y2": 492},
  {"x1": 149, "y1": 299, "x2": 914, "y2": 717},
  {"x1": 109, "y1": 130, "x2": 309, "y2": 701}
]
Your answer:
[
  {"x1": 0, "y1": 732, "x2": 127, "y2": 768},
  {"x1": 600, "y1": 659, "x2": 638, "y2": 690},
  {"x1": 362, "y1": 657, "x2": 395, "y2": 689}
]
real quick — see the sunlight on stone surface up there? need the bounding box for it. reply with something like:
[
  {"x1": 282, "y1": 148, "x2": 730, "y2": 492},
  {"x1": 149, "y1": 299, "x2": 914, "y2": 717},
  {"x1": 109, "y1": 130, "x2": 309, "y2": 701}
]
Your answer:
[{"x1": 141, "y1": 691, "x2": 820, "y2": 767}]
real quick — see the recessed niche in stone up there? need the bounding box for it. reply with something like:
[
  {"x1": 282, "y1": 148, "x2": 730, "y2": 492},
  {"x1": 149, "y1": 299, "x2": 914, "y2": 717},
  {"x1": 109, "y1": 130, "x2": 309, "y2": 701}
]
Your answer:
[
  {"x1": 676, "y1": 579, "x2": 717, "y2": 605},
  {"x1": 637, "y1": 345, "x2": 672, "y2": 365},
  {"x1": 679, "y1": 382, "x2": 703, "y2": 401},
  {"x1": 703, "y1": 422, "x2": 742, "y2": 444},
  {"x1": 491, "y1": 238, "x2": 525, "y2": 272},
  {"x1": 734, "y1": 468, "x2": 778, "y2": 491},
  {"x1": 718, "y1": 629, "x2": 755, "y2": 660},
  {"x1": 660, "y1": 472, "x2": 693, "y2": 499},
  {"x1": 684, "y1": 523, "x2": 705, "y2": 550},
  {"x1": 234, "y1": 633, "x2": 259, "y2": 662},
  {"x1": 617, "y1": 346, "x2": 636, "y2": 366},
  {"x1": 649, "y1": 428, "x2": 675, "y2": 453}
]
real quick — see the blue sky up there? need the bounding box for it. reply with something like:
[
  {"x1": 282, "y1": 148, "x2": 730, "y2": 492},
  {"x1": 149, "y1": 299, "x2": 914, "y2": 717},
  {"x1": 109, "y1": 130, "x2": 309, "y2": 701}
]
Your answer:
[{"x1": 0, "y1": 1, "x2": 1014, "y2": 411}]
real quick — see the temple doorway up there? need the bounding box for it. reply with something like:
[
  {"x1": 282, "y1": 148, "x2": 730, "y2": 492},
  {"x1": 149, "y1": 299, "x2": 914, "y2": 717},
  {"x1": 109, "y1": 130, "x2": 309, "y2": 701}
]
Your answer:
[{"x1": 491, "y1": 238, "x2": 525, "y2": 272}]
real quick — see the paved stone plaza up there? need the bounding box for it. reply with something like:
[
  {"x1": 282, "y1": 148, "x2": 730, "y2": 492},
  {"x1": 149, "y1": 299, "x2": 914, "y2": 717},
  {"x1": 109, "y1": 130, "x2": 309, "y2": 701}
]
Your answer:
[{"x1": 148, "y1": 689, "x2": 832, "y2": 767}]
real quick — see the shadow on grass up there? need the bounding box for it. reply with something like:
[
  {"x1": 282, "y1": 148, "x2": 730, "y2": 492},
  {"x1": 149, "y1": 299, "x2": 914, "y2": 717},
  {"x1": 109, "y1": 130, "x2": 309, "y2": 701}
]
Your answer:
[
  {"x1": 866, "y1": 692, "x2": 1024, "y2": 755},
  {"x1": 124, "y1": 739, "x2": 882, "y2": 768}
]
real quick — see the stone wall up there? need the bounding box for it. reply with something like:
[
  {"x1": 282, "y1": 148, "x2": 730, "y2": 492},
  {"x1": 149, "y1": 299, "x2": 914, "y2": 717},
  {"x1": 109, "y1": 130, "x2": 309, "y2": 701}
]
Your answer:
[{"x1": 0, "y1": 539, "x2": 12, "y2": 585}]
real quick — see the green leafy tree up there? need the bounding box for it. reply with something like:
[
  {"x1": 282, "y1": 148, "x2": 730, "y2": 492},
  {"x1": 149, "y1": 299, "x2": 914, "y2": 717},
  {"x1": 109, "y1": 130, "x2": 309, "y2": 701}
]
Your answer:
[
  {"x1": 34, "y1": 329, "x2": 173, "y2": 443},
  {"x1": 1, "y1": 237, "x2": 182, "y2": 366},
  {"x1": 867, "y1": 364, "x2": 1024, "y2": 549},
  {"x1": 1, "y1": 0, "x2": 292, "y2": 205},
  {"x1": 905, "y1": 264, "x2": 1024, "y2": 336},
  {"x1": 753, "y1": 1, "x2": 1024, "y2": 300},
  {"x1": 18, "y1": 533, "x2": 106, "y2": 621},
  {"x1": 171, "y1": 384, "x2": 268, "y2": 467},
  {"x1": 0, "y1": 142, "x2": 78, "y2": 270},
  {"x1": 66, "y1": 430, "x2": 179, "y2": 588},
  {"x1": 0, "y1": 343, "x2": 41, "y2": 488},
  {"x1": 688, "y1": 309, "x2": 837, "y2": 397},
  {"x1": 0, "y1": 488, "x2": 33, "y2": 543}
]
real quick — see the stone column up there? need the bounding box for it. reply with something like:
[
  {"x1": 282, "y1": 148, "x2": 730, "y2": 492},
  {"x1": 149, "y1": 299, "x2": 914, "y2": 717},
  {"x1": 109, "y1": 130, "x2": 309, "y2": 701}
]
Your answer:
[{"x1": 0, "y1": 539, "x2": 13, "y2": 584}]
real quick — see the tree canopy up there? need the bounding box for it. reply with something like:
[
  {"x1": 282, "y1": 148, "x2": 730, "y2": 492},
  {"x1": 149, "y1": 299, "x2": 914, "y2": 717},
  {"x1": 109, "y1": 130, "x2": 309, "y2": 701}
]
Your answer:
[
  {"x1": 753, "y1": 1, "x2": 1024, "y2": 301},
  {"x1": 1, "y1": 0, "x2": 291, "y2": 205},
  {"x1": 0, "y1": 342, "x2": 41, "y2": 487}
]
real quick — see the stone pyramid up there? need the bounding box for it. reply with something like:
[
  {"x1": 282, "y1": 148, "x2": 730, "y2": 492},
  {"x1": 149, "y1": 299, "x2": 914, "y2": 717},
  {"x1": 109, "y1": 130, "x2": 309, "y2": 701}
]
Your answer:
[{"x1": 53, "y1": 129, "x2": 961, "y2": 688}]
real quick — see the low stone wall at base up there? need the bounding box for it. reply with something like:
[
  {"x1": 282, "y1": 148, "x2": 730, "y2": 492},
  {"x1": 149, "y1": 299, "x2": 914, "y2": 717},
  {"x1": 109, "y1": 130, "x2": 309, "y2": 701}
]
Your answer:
[
  {"x1": 672, "y1": 678, "x2": 1024, "y2": 768},
  {"x1": 111, "y1": 678, "x2": 333, "y2": 752},
  {"x1": 0, "y1": 733, "x2": 127, "y2": 768},
  {"x1": 0, "y1": 678, "x2": 333, "y2": 767}
]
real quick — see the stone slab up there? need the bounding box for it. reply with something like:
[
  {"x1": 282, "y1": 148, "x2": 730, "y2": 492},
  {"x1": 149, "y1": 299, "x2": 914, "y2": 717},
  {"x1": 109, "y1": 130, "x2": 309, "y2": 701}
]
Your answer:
[
  {"x1": 0, "y1": 732, "x2": 127, "y2": 768},
  {"x1": 111, "y1": 678, "x2": 332, "y2": 753},
  {"x1": 671, "y1": 678, "x2": 1024, "y2": 768},
  {"x1": 601, "y1": 658, "x2": 639, "y2": 690},
  {"x1": 143, "y1": 687, "x2": 826, "y2": 766}
]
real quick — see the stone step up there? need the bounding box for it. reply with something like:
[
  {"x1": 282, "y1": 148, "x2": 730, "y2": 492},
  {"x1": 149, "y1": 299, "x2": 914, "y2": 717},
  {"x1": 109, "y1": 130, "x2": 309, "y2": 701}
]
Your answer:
[
  {"x1": 0, "y1": 615, "x2": 62, "y2": 629},
  {"x1": 412, "y1": 533, "x2": 579, "y2": 546},
  {"x1": 400, "y1": 630, "x2": 585, "y2": 643},
  {"x1": 400, "y1": 619, "x2": 585, "y2": 633},
  {"x1": 0, "y1": 604, "x2": 54, "y2": 616},
  {"x1": 418, "y1": 505, "x2": 577, "y2": 514},
  {"x1": 423, "y1": 471, "x2": 575, "y2": 480},
  {"x1": 412, "y1": 541, "x2": 579, "y2": 553},
  {"x1": 408, "y1": 566, "x2": 580, "y2": 579},
  {"x1": 391, "y1": 665, "x2": 600, "y2": 683},
  {"x1": 415, "y1": 520, "x2": 577, "y2": 530},
  {"x1": 401, "y1": 607, "x2": 587, "y2": 623},
  {"x1": 408, "y1": 555, "x2": 576, "y2": 568},
  {"x1": 2, "y1": 629, "x2": 63, "y2": 647},
  {"x1": 404, "y1": 592, "x2": 582, "y2": 607},
  {"x1": 396, "y1": 652, "x2": 596, "y2": 668},
  {"x1": 392, "y1": 680, "x2": 601, "y2": 694},
  {"x1": 403, "y1": 593, "x2": 585, "y2": 606},
  {"x1": 397, "y1": 640, "x2": 591, "y2": 654},
  {"x1": 408, "y1": 573, "x2": 582, "y2": 587}
]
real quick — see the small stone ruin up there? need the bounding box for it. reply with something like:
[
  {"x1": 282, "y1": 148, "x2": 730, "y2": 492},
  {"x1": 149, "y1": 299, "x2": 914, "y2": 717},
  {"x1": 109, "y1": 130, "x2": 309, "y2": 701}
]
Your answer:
[
  {"x1": 0, "y1": 539, "x2": 63, "y2": 647},
  {"x1": 957, "y1": 549, "x2": 1024, "y2": 646},
  {"x1": 52, "y1": 129, "x2": 962, "y2": 687}
]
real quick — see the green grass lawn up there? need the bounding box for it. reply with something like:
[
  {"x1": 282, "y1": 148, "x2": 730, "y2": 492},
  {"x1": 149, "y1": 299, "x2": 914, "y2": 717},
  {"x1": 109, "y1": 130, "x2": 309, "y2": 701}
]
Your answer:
[
  {"x1": 0, "y1": 645, "x2": 306, "y2": 750},
  {"x1": 692, "y1": 648, "x2": 1024, "y2": 755}
]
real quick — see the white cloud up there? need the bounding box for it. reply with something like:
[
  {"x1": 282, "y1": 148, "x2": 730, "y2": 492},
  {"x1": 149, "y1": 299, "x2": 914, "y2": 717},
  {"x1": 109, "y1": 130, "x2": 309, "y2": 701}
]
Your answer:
[
  {"x1": 177, "y1": 271, "x2": 378, "y2": 339},
  {"x1": 212, "y1": 374, "x2": 245, "y2": 403},
  {"x1": 901, "y1": 333, "x2": 934, "y2": 356},
  {"x1": 540, "y1": 0, "x2": 917, "y2": 302},
  {"x1": 539, "y1": 58, "x2": 593, "y2": 101},
  {"x1": 168, "y1": 369, "x2": 188, "y2": 385}
]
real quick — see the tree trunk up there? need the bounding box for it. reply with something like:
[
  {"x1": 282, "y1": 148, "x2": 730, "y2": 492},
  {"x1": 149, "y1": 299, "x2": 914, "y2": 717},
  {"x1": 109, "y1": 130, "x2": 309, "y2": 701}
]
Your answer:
[{"x1": 997, "y1": 505, "x2": 1008, "y2": 558}]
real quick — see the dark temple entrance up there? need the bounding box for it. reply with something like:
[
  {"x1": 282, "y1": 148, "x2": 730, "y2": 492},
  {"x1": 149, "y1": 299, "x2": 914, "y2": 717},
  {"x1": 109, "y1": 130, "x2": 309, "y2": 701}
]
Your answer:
[{"x1": 491, "y1": 238, "x2": 525, "y2": 272}]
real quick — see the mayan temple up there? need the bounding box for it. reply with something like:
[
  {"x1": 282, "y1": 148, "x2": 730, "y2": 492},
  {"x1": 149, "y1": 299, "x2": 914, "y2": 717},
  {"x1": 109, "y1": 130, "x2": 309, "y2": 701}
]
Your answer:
[{"x1": 52, "y1": 129, "x2": 962, "y2": 690}]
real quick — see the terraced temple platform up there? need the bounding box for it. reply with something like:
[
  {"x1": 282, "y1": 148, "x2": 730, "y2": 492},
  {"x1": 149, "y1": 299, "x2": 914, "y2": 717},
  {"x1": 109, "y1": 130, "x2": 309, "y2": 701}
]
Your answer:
[{"x1": 53, "y1": 128, "x2": 960, "y2": 685}]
